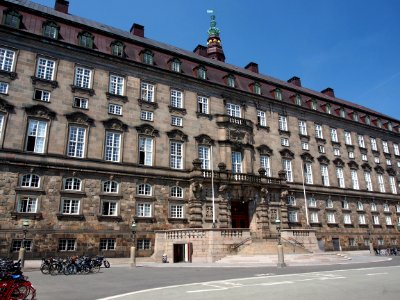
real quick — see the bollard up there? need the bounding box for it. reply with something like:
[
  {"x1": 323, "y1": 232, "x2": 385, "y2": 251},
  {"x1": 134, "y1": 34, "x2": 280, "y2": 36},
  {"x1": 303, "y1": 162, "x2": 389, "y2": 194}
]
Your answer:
[
  {"x1": 277, "y1": 244, "x2": 286, "y2": 268},
  {"x1": 369, "y1": 242, "x2": 375, "y2": 256},
  {"x1": 130, "y1": 246, "x2": 136, "y2": 267},
  {"x1": 18, "y1": 247, "x2": 26, "y2": 268}
]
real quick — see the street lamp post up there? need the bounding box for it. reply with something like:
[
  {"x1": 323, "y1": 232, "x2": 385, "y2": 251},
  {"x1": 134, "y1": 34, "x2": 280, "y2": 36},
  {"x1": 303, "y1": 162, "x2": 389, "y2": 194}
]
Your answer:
[
  {"x1": 18, "y1": 219, "x2": 30, "y2": 268},
  {"x1": 130, "y1": 219, "x2": 137, "y2": 268},
  {"x1": 367, "y1": 229, "x2": 374, "y2": 256},
  {"x1": 275, "y1": 218, "x2": 286, "y2": 268}
]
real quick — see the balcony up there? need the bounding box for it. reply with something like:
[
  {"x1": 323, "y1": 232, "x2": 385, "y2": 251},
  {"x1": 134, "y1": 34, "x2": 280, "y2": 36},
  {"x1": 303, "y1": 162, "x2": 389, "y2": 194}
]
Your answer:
[
  {"x1": 216, "y1": 114, "x2": 253, "y2": 131},
  {"x1": 201, "y1": 169, "x2": 283, "y2": 185}
]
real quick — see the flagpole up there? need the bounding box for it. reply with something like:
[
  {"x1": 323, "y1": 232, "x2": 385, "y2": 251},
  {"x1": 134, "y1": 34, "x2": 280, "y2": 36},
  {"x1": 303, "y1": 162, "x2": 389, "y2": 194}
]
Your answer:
[
  {"x1": 211, "y1": 145, "x2": 216, "y2": 228},
  {"x1": 301, "y1": 162, "x2": 310, "y2": 226}
]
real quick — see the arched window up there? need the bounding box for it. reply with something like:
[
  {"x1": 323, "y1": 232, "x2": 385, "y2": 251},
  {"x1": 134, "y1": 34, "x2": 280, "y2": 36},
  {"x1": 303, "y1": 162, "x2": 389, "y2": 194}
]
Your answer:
[
  {"x1": 170, "y1": 186, "x2": 183, "y2": 198},
  {"x1": 42, "y1": 21, "x2": 59, "y2": 39},
  {"x1": 357, "y1": 201, "x2": 364, "y2": 211},
  {"x1": 103, "y1": 180, "x2": 119, "y2": 193},
  {"x1": 78, "y1": 31, "x2": 94, "y2": 49},
  {"x1": 21, "y1": 174, "x2": 40, "y2": 188},
  {"x1": 64, "y1": 177, "x2": 82, "y2": 190},
  {"x1": 370, "y1": 202, "x2": 377, "y2": 211},
  {"x1": 2, "y1": 9, "x2": 21, "y2": 28},
  {"x1": 137, "y1": 183, "x2": 152, "y2": 196},
  {"x1": 111, "y1": 41, "x2": 124, "y2": 57}
]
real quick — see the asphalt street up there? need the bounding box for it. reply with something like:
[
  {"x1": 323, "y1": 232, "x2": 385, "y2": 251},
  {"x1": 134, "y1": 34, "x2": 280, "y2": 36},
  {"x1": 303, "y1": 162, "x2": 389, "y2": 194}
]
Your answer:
[{"x1": 26, "y1": 257, "x2": 400, "y2": 300}]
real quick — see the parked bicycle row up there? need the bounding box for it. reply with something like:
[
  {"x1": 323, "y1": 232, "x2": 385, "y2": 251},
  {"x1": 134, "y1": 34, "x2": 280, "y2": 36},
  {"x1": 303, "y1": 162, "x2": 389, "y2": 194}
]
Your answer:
[
  {"x1": 0, "y1": 258, "x2": 36, "y2": 299},
  {"x1": 40, "y1": 255, "x2": 110, "y2": 275},
  {"x1": 374, "y1": 247, "x2": 400, "y2": 256}
]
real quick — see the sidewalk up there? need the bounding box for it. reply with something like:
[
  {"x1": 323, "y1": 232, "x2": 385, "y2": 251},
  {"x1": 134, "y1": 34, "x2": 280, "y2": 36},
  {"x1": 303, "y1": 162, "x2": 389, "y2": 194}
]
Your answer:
[{"x1": 23, "y1": 250, "x2": 391, "y2": 270}]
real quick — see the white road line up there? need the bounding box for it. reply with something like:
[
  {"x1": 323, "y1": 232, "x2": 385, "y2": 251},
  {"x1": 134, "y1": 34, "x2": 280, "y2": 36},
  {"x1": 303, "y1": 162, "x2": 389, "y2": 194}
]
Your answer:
[
  {"x1": 260, "y1": 281, "x2": 294, "y2": 286},
  {"x1": 366, "y1": 272, "x2": 388, "y2": 276}
]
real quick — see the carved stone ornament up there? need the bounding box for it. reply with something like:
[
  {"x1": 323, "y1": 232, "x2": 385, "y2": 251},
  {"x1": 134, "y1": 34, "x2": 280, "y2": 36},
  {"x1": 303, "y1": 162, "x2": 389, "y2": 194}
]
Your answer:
[
  {"x1": 317, "y1": 155, "x2": 330, "y2": 165},
  {"x1": 0, "y1": 98, "x2": 14, "y2": 112},
  {"x1": 387, "y1": 167, "x2": 396, "y2": 176},
  {"x1": 192, "y1": 158, "x2": 202, "y2": 171},
  {"x1": 189, "y1": 181, "x2": 203, "y2": 200},
  {"x1": 167, "y1": 129, "x2": 188, "y2": 142},
  {"x1": 135, "y1": 124, "x2": 159, "y2": 137},
  {"x1": 279, "y1": 148, "x2": 295, "y2": 160},
  {"x1": 300, "y1": 152, "x2": 314, "y2": 163},
  {"x1": 256, "y1": 144, "x2": 273, "y2": 156},
  {"x1": 102, "y1": 118, "x2": 128, "y2": 131},
  {"x1": 25, "y1": 105, "x2": 56, "y2": 120},
  {"x1": 333, "y1": 158, "x2": 345, "y2": 167},
  {"x1": 228, "y1": 128, "x2": 246, "y2": 144},
  {"x1": 374, "y1": 165, "x2": 385, "y2": 174},
  {"x1": 347, "y1": 160, "x2": 359, "y2": 170},
  {"x1": 194, "y1": 134, "x2": 214, "y2": 146},
  {"x1": 361, "y1": 163, "x2": 372, "y2": 172},
  {"x1": 65, "y1": 111, "x2": 94, "y2": 126}
]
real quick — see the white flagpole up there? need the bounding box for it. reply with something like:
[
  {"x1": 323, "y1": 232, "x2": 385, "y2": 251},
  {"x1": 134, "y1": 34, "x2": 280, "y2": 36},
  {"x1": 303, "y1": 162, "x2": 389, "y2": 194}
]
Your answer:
[
  {"x1": 301, "y1": 162, "x2": 310, "y2": 226},
  {"x1": 211, "y1": 145, "x2": 216, "y2": 228}
]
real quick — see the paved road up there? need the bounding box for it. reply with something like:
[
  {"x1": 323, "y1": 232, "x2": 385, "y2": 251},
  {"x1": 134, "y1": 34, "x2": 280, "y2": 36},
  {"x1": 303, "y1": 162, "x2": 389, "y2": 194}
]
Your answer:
[{"x1": 27, "y1": 257, "x2": 400, "y2": 300}]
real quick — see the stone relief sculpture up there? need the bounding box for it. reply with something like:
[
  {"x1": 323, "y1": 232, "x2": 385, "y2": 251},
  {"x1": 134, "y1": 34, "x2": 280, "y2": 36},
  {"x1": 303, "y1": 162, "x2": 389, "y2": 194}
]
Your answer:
[{"x1": 190, "y1": 181, "x2": 203, "y2": 200}]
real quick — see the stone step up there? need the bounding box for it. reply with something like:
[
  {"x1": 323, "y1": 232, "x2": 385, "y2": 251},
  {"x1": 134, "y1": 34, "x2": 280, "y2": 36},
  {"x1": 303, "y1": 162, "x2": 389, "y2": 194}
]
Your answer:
[{"x1": 237, "y1": 239, "x2": 311, "y2": 255}]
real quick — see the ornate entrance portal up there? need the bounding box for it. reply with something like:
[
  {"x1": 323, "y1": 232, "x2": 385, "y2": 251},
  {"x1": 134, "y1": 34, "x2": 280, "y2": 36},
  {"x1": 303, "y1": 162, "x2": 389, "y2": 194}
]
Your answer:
[{"x1": 231, "y1": 201, "x2": 249, "y2": 228}]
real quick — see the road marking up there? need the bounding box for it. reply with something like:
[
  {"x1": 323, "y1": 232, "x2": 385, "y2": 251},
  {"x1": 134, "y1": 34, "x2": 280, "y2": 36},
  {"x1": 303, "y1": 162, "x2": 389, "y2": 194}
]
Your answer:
[
  {"x1": 260, "y1": 281, "x2": 294, "y2": 286},
  {"x1": 366, "y1": 272, "x2": 388, "y2": 276},
  {"x1": 255, "y1": 273, "x2": 274, "y2": 277}
]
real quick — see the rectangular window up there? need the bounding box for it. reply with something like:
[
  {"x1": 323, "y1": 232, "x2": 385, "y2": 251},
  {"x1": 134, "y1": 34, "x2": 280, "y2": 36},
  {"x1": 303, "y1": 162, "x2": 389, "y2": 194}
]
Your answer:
[
  {"x1": 58, "y1": 239, "x2": 76, "y2": 251},
  {"x1": 348, "y1": 151, "x2": 355, "y2": 159},
  {"x1": 74, "y1": 66, "x2": 92, "y2": 89},
  {"x1": 344, "y1": 131, "x2": 352, "y2": 145},
  {"x1": 108, "y1": 103, "x2": 122, "y2": 115},
  {"x1": 342, "y1": 200, "x2": 349, "y2": 209},
  {"x1": 315, "y1": 124, "x2": 323, "y2": 139},
  {"x1": 36, "y1": 57, "x2": 55, "y2": 81},
  {"x1": 288, "y1": 211, "x2": 298, "y2": 223},
  {"x1": 370, "y1": 138, "x2": 377, "y2": 151},
  {"x1": 344, "y1": 214, "x2": 351, "y2": 224},
  {"x1": 336, "y1": 167, "x2": 345, "y2": 188},
  {"x1": 333, "y1": 148, "x2": 341, "y2": 156},
  {"x1": 358, "y1": 135, "x2": 365, "y2": 148},
  {"x1": 301, "y1": 142, "x2": 309, "y2": 150},
  {"x1": 67, "y1": 126, "x2": 86, "y2": 158},
  {"x1": 386, "y1": 159, "x2": 392, "y2": 166},
  {"x1": 349, "y1": 238, "x2": 357, "y2": 247},
  {"x1": 26, "y1": 119, "x2": 47, "y2": 153},
  {"x1": 0, "y1": 81, "x2": 9, "y2": 94},
  {"x1": 33, "y1": 89, "x2": 50, "y2": 102},
  {"x1": 104, "y1": 131, "x2": 121, "y2": 162},
  {"x1": 327, "y1": 212, "x2": 336, "y2": 224},
  {"x1": 374, "y1": 156, "x2": 380, "y2": 164},
  {"x1": 298, "y1": 120, "x2": 307, "y2": 135},
  {"x1": 389, "y1": 176, "x2": 397, "y2": 194},
  {"x1": 330, "y1": 128, "x2": 338, "y2": 142},
  {"x1": 278, "y1": 115, "x2": 288, "y2": 131},
  {"x1": 170, "y1": 141, "x2": 183, "y2": 169},
  {"x1": 136, "y1": 203, "x2": 152, "y2": 217},
  {"x1": 318, "y1": 145, "x2": 326, "y2": 153},
  {"x1": 308, "y1": 197, "x2": 317, "y2": 207},
  {"x1": 141, "y1": 82, "x2": 154, "y2": 102},
  {"x1": 109, "y1": 75, "x2": 124, "y2": 96},
  {"x1": 61, "y1": 199, "x2": 80, "y2": 215},
  {"x1": 73, "y1": 97, "x2": 88, "y2": 109},
  {"x1": 232, "y1": 151, "x2": 242, "y2": 173},
  {"x1": 171, "y1": 116, "x2": 182, "y2": 127},
  {"x1": 351, "y1": 170, "x2": 359, "y2": 190},
  {"x1": 140, "y1": 110, "x2": 153, "y2": 121},
  {"x1": 197, "y1": 96, "x2": 209, "y2": 114},
  {"x1": 321, "y1": 165, "x2": 330, "y2": 186},
  {"x1": 377, "y1": 238, "x2": 384, "y2": 246},
  {"x1": 373, "y1": 215, "x2": 380, "y2": 225},
  {"x1": 17, "y1": 196, "x2": 38, "y2": 213},
  {"x1": 0, "y1": 48, "x2": 15, "y2": 72},
  {"x1": 100, "y1": 239, "x2": 116, "y2": 251},
  {"x1": 137, "y1": 239, "x2": 151, "y2": 250},
  {"x1": 281, "y1": 138, "x2": 289, "y2": 146},
  {"x1": 362, "y1": 154, "x2": 368, "y2": 161},
  {"x1": 11, "y1": 240, "x2": 32, "y2": 252},
  {"x1": 377, "y1": 174, "x2": 385, "y2": 192},
  {"x1": 260, "y1": 155, "x2": 271, "y2": 177},
  {"x1": 394, "y1": 144, "x2": 400, "y2": 156},
  {"x1": 139, "y1": 136, "x2": 153, "y2": 166},
  {"x1": 310, "y1": 212, "x2": 319, "y2": 223},
  {"x1": 198, "y1": 145, "x2": 210, "y2": 170},
  {"x1": 382, "y1": 141, "x2": 389, "y2": 153},
  {"x1": 102, "y1": 200, "x2": 118, "y2": 216},
  {"x1": 287, "y1": 196, "x2": 296, "y2": 205},
  {"x1": 170, "y1": 204, "x2": 184, "y2": 218},
  {"x1": 257, "y1": 110, "x2": 266, "y2": 127},
  {"x1": 170, "y1": 89, "x2": 183, "y2": 108},
  {"x1": 386, "y1": 216, "x2": 393, "y2": 226},
  {"x1": 226, "y1": 103, "x2": 241, "y2": 118},
  {"x1": 282, "y1": 159, "x2": 293, "y2": 182},
  {"x1": 364, "y1": 172, "x2": 373, "y2": 191},
  {"x1": 304, "y1": 162, "x2": 313, "y2": 184}
]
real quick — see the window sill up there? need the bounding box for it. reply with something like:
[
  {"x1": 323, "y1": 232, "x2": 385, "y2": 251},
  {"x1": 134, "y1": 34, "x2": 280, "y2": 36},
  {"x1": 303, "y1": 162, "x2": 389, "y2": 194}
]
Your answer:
[
  {"x1": 168, "y1": 106, "x2": 187, "y2": 115},
  {"x1": 10, "y1": 212, "x2": 42, "y2": 220},
  {"x1": 279, "y1": 130, "x2": 291, "y2": 136},
  {"x1": 137, "y1": 99, "x2": 158, "y2": 110},
  {"x1": 196, "y1": 112, "x2": 213, "y2": 120},
  {"x1": 299, "y1": 134, "x2": 310, "y2": 141},
  {"x1": 344, "y1": 223, "x2": 354, "y2": 228},
  {"x1": 135, "y1": 196, "x2": 156, "y2": 202},
  {"x1": 60, "y1": 190, "x2": 86, "y2": 196},
  {"x1": 15, "y1": 187, "x2": 45, "y2": 194},
  {"x1": 57, "y1": 214, "x2": 85, "y2": 221},
  {"x1": 359, "y1": 224, "x2": 369, "y2": 227},
  {"x1": 315, "y1": 137, "x2": 326, "y2": 144},
  {"x1": 327, "y1": 222, "x2": 339, "y2": 227},
  {"x1": 256, "y1": 124, "x2": 270, "y2": 132},
  {"x1": 135, "y1": 217, "x2": 156, "y2": 223},
  {"x1": 71, "y1": 85, "x2": 95, "y2": 96},
  {"x1": 325, "y1": 207, "x2": 335, "y2": 211},
  {"x1": 0, "y1": 70, "x2": 17, "y2": 80},
  {"x1": 99, "y1": 193, "x2": 122, "y2": 198},
  {"x1": 168, "y1": 218, "x2": 188, "y2": 223},
  {"x1": 106, "y1": 92, "x2": 128, "y2": 102},
  {"x1": 308, "y1": 206, "x2": 319, "y2": 210},
  {"x1": 97, "y1": 215, "x2": 122, "y2": 222},
  {"x1": 31, "y1": 76, "x2": 58, "y2": 89},
  {"x1": 331, "y1": 141, "x2": 341, "y2": 147}
]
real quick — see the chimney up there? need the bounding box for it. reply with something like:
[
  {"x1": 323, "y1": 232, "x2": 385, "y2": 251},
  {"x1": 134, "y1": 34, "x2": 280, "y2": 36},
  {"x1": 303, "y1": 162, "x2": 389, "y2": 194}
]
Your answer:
[
  {"x1": 193, "y1": 45, "x2": 208, "y2": 57},
  {"x1": 321, "y1": 87, "x2": 335, "y2": 98},
  {"x1": 130, "y1": 23, "x2": 144, "y2": 38},
  {"x1": 245, "y1": 62, "x2": 259, "y2": 73},
  {"x1": 288, "y1": 76, "x2": 301, "y2": 87},
  {"x1": 54, "y1": 0, "x2": 69, "y2": 14}
]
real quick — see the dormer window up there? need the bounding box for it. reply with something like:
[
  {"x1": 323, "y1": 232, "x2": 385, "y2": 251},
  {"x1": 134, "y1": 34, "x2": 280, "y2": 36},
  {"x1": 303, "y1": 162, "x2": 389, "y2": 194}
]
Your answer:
[
  {"x1": 226, "y1": 75, "x2": 235, "y2": 88},
  {"x1": 253, "y1": 83, "x2": 261, "y2": 95},
  {"x1": 274, "y1": 88, "x2": 282, "y2": 100},
  {"x1": 171, "y1": 58, "x2": 181, "y2": 73},
  {"x1": 365, "y1": 115, "x2": 371, "y2": 125},
  {"x1": 340, "y1": 107, "x2": 346, "y2": 118},
  {"x1": 387, "y1": 122, "x2": 393, "y2": 131},
  {"x1": 142, "y1": 50, "x2": 154, "y2": 65},
  {"x1": 78, "y1": 32, "x2": 94, "y2": 49},
  {"x1": 111, "y1": 41, "x2": 124, "y2": 57},
  {"x1": 42, "y1": 21, "x2": 59, "y2": 39},
  {"x1": 295, "y1": 94, "x2": 302, "y2": 106},
  {"x1": 353, "y1": 112, "x2": 359, "y2": 122},
  {"x1": 311, "y1": 99, "x2": 317, "y2": 110},
  {"x1": 377, "y1": 118, "x2": 382, "y2": 128},
  {"x1": 197, "y1": 66, "x2": 207, "y2": 80},
  {"x1": 2, "y1": 9, "x2": 21, "y2": 28},
  {"x1": 325, "y1": 104, "x2": 331, "y2": 114}
]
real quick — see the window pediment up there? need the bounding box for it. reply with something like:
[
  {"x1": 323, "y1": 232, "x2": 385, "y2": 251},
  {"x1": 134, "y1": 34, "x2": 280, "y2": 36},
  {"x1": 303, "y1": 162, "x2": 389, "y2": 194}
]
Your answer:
[
  {"x1": 317, "y1": 155, "x2": 330, "y2": 165},
  {"x1": 102, "y1": 118, "x2": 128, "y2": 131},
  {"x1": 65, "y1": 111, "x2": 94, "y2": 126},
  {"x1": 333, "y1": 158, "x2": 344, "y2": 167},
  {"x1": 300, "y1": 152, "x2": 314, "y2": 162},
  {"x1": 0, "y1": 98, "x2": 14, "y2": 112},
  {"x1": 348, "y1": 161, "x2": 359, "y2": 169},
  {"x1": 257, "y1": 145, "x2": 273, "y2": 156},
  {"x1": 279, "y1": 148, "x2": 294, "y2": 160},
  {"x1": 135, "y1": 124, "x2": 159, "y2": 137},
  {"x1": 361, "y1": 163, "x2": 372, "y2": 171},
  {"x1": 195, "y1": 134, "x2": 214, "y2": 146},
  {"x1": 375, "y1": 165, "x2": 385, "y2": 174},
  {"x1": 167, "y1": 129, "x2": 188, "y2": 142},
  {"x1": 387, "y1": 167, "x2": 396, "y2": 176},
  {"x1": 25, "y1": 105, "x2": 56, "y2": 120}
]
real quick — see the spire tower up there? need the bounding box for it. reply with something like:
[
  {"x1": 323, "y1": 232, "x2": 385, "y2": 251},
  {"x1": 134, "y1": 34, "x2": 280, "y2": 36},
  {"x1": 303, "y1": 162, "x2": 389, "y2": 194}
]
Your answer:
[{"x1": 206, "y1": 10, "x2": 225, "y2": 62}]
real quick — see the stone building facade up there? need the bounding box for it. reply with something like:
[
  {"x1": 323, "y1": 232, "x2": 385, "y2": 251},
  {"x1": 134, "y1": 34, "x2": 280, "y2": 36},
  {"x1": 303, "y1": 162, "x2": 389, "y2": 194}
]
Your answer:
[{"x1": 1, "y1": 0, "x2": 400, "y2": 259}]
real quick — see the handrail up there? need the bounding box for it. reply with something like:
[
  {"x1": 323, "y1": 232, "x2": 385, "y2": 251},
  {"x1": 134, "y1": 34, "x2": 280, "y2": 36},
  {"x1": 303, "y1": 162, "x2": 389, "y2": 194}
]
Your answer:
[
  {"x1": 281, "y1": 237, "x2": 313, "y2": 253},
  {"x1": 230, "y1": 237, "x2": 252, "y2": 251}
]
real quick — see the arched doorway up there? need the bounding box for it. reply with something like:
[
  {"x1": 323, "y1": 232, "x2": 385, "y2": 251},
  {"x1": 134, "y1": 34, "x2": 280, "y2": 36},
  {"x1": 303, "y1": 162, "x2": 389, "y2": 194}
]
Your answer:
[{"x1": 231, "y1": 201, "x2": 249, "y2": 228}]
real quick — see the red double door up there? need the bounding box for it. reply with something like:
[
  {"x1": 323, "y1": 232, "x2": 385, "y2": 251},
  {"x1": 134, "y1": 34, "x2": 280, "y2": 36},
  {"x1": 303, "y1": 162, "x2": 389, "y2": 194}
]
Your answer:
[{"x1": 231, "y1": 201, "x2": 249, "y2": 228}]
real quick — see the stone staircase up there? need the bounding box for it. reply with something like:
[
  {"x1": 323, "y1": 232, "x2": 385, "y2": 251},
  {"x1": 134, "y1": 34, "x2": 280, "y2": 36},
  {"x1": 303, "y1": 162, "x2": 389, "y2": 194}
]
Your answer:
[{"x1": 234, "y1": 238, "x2": 311, "y2": 256}]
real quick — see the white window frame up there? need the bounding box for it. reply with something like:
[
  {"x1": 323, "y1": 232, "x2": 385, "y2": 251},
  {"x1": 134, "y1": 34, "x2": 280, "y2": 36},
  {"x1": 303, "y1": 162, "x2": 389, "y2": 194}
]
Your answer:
[
  {"x1": 389, "y1": 176, "x2": 397, "y2": 194},
  {"x1": 136, "y1": 202, "x2": 152, "y2": 217},
  {"x1": 386, "y1": 216, "x2": 393, "y2": 226},
  {"x1": 109, "y1": 74, "x2": 124, "y2": 96},
  {"x1": 100, "y1": 239, "x2": 116, "y2": 251},
  {"x1": 382, "y1": 141, "x2": 389, "y2": 153},
  {"x1": 342, "y1": 200, "x2": 349, "y2": 209},
  {"x1": 287, "y1": 196, "x2": 296, "y2": 206},
  {"x1": 336, "y1": 167, "x2": 345, "y2": 188},
  {"x1": 198, "y1": 145, "x2": 210, "y2": 170},
  {"x1": 102, "y1": 180, "x2": 119, "y2": 193},
  {"x1": 308, "y1": 197, "x2": 317, "y2": 207},
  {"x1": 26, "y1": 119, "x2": 47, "y2": 153},
  {"x1": 139, "y1": 136, "x2": 153, "y2": 166},
  {"x1": 73, "y1": 97, "x2": 88, "y2": 109},
  {"x1": 0, "y1": 47, "x2": 15, "y2": 72},
  {"x1": 281, "y1": 137, "x2": 289, "y2": 147},
  {"x1": 357, "y1": 201, "x2": 364, "y2": 211},
  {"x1": 257, "y1": 110, "x2": 266, "y2": 127},
  {"x1": 298, "y1": 120, "x2": 307, "y2": 135},
  {"x1": 315, "y1": 124, "x2": 323, "y2": 139},
  {"x1": 61, "y1": 198, "x2": 80, "y2": 215},
  {"x1": 64, "y1": 177, "x2": 82, "y2": 191},
  {"x1": 327, "y1": 212, "x2": 336, "y2": 224},
  {"x1": 301, "y1": 142, "x2": 309, "y2": 150},
  {"x1": 370, "y1": 137, "x2": 377, "y2": 151},
  {"x1": 141, "y1": 82, "x2": 155, "y2": 102},
  {"x1": 33, "y1": 89, "x2": 51, "y2": 102},
  {"x1": 17, "y1": 196, "x2": 38, "y2": 213},
  {"x1": 310, "y1": 212, "x2": 319, "y2": 223},
  {"x1": 36, "y1": 57, "x2": 55, "y2": 81},
  {"x1": 170, "y1": 186, "x2": 183, "y2": 198},
  {"x1": 226, "y1": 103, "x2": 241, "y2": 118},
  {"x1": 197, "y1": 96, "x2": 209, "y2": 114},
  {"x1": 260, "y1": 155, "x2": 271, "y2": 177},
  {"x1": 67, "y1": 126, "x2": 86, "y2": 158},
  {"x1": 104, "y1": 131, "x2": 121, "y2": 162},
  {"x1": 140, "y1": 110, "x2": 153, "y2": 121},
  {"x1": 373, "y1": 215, "x2": 380, "y2": 225},
  {"x1": 278, "y1": 115, "x2": 288, "y2": 131},
  {"x1": 358, "y1": 135, "x2": 365, "y2": 148},
  {"x1": 171, "y1": 116, "x2": 182, "y2": 127},
  {"x1": 0, "y1": 81, "x2": 8, "y2": 94},
  {"x1": 321, "y1": 165, "x2": 330, "y2": 186},
  {"x1": 333, "y1": 148, "x2": 341, "y2": 156},
  {"x1": 58, "y1": 239, "x2": 76, "y2": 251},
  {"x1": 330, "y1": 128, "x2": 338, "y2": 142},
  {"x1": 170, "y1": 89, "x2": 183, "y2": 108},
  {"x1": 394, "y1": 144, "x2": 400, "y2": 156},
  {"x1": 370, "y1": 202, "x2": 377, "y2": 211},
  {"x1": 21, "y1": 174, "x2": 40, "y2": 188},
  {"x1": 169, "y1": 204, "x2": 184, "y2": 219},
  {"x1": 170, "y1": 141, "x2": 183, "y2": 169},
  {"x1": 348, "y1": 151, "x2": 355, "y2": 159},
  {"x1": 351, "y1": 169, "x2": 359, "y2": 190},
  {"x1": 288, "y1": 211, "x2": 298, "y2": 223},
  {"x1": 364, "y1": 172, "x2": 373, "y2": 191},
  {"x1": 101, "y1": 200, "x2": 118, "y2": 216},
  {"x1": 361, "y1": 154, "x2": 368, "y2": 161},
  {"x1": 344, "y1": 214, "x2": 352, "y2": 224},
  {"x1": 108, "y1": 103, "x2": 122, "y2": 116},
  {"x1": 137, "y1": 183, "x2": 152, "y2": 196},
  {"x1": 344, "y1": 131, "x2": 352, "y2": 145},
  {"x1": 326, "y1": 199, "x2": 334, "y2": 208},
  {"x1": 304, "y1": 162, "x2": 313, "y2": 184},
  {"x1": 383, "y1": 203, "x2": 390, "y2": 212},
  {"x1": 232, "y1": 151, "x2": 243, "y2": 174},
  {"x1": 377, "y1": 174, "x2": 386, "y2": 192},
  {"x1": 74, "y1": 66, "x2": 92, "y2": 89},
  {"x1": 318, "y1": 145, "x2": 326, "y2": 153},
  {"x1": 282, "y1": 159, "x2": 293, "y2": 182}
]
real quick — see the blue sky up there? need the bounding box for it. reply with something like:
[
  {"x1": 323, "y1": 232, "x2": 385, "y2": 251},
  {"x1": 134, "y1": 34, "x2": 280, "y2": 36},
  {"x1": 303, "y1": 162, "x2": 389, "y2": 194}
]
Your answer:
[{"x1": 33, "y1": 0, "x2": 400, "y2": 120}]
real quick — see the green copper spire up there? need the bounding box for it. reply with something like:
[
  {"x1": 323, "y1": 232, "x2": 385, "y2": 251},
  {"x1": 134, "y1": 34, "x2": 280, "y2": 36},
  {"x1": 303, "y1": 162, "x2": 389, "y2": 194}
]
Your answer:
[{"x1": 207, "y1": 10, "x2": 220, "y2": 36}]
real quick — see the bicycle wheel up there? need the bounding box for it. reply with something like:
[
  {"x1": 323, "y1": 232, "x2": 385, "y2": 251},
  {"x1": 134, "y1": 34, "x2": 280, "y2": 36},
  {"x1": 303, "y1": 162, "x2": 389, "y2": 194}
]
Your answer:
[
  {"x1": 9, "y1": 283, "x2": 29, "y2": 300},
  {"x1": 40, "y1": 264, "x2": 50, "y2": 275},
  {"x1": 49, "y1": 263, "x2": 59, "y2": 276},
  {"x1": 103, "y1": 260, "x2": 110, "y2": 268},
  {"x1": 92, "y1": 265, "x2": 100, "y2": 273}
]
